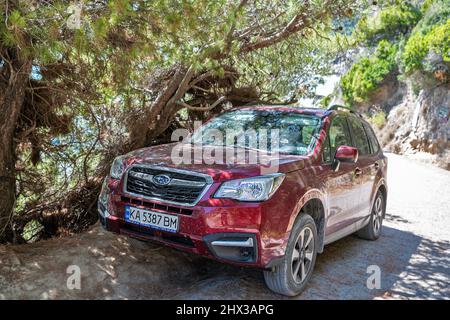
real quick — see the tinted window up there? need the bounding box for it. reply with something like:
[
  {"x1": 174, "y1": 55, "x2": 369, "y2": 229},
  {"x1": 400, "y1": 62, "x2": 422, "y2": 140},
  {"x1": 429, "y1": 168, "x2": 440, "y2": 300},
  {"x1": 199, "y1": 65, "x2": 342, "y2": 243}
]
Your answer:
[
  {"x1": 364, "y1": 123, "x2": 380, "y2": 154},
  {"x1": 328, "y1": 116, "x2": 352, "y2": 158},
  {"x1": 348, "y1": 117, "x2": 370, "y2": 156}
]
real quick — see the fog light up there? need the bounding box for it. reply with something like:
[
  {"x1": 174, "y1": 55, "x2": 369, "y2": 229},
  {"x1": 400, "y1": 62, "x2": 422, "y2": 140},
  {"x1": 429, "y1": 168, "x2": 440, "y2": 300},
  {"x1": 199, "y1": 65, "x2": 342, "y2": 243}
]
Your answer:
[
  {"x1": 240, "y1": 248, "x2": 252, "y2": 258},
  {"x1": 204, "y1": 234, "x2": 257, "y2": 263}
]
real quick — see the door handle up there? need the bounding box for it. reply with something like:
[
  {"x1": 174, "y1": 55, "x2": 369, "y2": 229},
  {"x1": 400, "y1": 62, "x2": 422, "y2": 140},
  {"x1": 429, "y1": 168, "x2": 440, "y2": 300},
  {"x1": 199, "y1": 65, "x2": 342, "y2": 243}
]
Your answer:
[{"x1": 354, "y1": 168, "x2": 362, "y2": 177}]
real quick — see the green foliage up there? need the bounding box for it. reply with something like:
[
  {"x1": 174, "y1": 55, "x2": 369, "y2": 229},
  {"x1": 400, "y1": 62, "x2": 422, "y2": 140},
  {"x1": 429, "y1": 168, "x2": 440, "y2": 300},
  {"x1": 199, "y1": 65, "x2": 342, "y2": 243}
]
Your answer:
[
  {"x1": 341, "y1": 40, "x2": 398, "y2": 104},
  {"x1": 354, "y1": 2, "x2": 421, "y2": 44},
  {"x1": 400, "y1": 0, "x2": 450, "y2": 73},
  {"x1": 402, "y1": 18, "x2": 450, "y2": 73},
  {"x1": 8, "y1": 9, "x2": 26, "y2": 29},
  {"x1": 401, "y1": 32, "x2": 428, "y2": 73},
  {"x1": 369, "y1": 110, "x2": 387, "y2": 129},
  {"x1": 236, "y1": 31, "x2": 347, "y2": 101},
  {"x1": 22, "y1": 220, "x2": 44, "y2": 242},
  {"x1": 428, "y1": 19, "x2": 450, "y2": 61},
  {"x1": 341, "y1": 0, "x2": 449, "y2": 106},
  {"x1": 319, "y1": 95, "x2": 333, "y2": 108},
  {"x1": 421, "y1": 0, "x2": 435, "y2": 14}
]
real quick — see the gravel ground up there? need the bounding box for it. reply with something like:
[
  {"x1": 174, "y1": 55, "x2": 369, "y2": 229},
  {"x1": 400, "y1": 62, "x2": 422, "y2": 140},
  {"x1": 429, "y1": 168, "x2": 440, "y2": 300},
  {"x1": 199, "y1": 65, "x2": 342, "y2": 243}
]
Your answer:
[{"x1": 0, "y1": 153, "x2": 449, "y2": 300}]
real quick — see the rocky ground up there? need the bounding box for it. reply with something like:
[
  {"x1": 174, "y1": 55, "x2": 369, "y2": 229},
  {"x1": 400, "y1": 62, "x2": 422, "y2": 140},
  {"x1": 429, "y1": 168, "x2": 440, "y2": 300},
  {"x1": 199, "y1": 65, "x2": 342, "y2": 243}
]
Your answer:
[{"x1": 0, "y1": 153, "x2": 449, "y2": 300}]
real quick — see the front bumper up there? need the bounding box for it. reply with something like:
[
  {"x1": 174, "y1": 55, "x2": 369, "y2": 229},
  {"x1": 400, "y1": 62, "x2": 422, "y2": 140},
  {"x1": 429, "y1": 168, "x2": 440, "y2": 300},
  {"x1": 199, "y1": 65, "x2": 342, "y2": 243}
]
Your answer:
[
  {"x1": 98, "y1": 176, "x2": 290, "y2": 268},
  {"x1": 98, "y1": 205, "x2": 262, "y2": 266}
]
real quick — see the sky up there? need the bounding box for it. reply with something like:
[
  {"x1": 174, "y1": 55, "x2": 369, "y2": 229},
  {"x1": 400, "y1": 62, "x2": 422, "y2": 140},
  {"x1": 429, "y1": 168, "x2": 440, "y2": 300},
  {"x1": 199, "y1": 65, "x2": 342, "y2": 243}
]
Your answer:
[{"x1": 298, "y1": 75, "x2": 340, "y2": 108}]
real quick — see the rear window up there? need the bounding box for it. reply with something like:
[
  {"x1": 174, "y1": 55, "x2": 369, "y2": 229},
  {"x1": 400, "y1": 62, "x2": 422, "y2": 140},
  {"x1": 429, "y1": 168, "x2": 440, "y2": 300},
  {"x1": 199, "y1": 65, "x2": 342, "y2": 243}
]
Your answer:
[
  {"x1": 348, "y1": 117, "x2": 370, "y2": 156},
  {"x1": 364, "y1": 123, "x2": 381, "y2": 154}
]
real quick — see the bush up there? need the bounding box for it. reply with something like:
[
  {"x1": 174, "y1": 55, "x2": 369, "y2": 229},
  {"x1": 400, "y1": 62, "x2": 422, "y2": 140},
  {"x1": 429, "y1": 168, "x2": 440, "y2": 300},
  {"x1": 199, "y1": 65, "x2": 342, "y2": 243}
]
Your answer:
[
  {"x1": 428, "y1": 19, "x2": 450, "y2": 61},
  {"x1": 402, "y1": 18, "x2": 450, "y2": 73},
  {"x1": 354, "y1": 3, "x2": 421, "y2": 44},
  {"x1": 341, "y1": 40, "x2": 398, "y2": 104},
  {"x1": 369, "y1": 110, "x2": 387, "y2": 129},
  {"x1": 401, "y1": 0, "x2": 450, "y2": 73},
  {"x1": 318, "y1": 95, "x2": 332, "y2": 108}
]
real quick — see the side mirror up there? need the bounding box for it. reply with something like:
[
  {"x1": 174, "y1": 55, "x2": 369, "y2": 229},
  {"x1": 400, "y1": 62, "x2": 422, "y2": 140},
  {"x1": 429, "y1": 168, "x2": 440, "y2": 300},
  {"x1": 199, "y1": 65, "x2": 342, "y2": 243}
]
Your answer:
[
  {"x1": 332, "y1": 146, "x2": 358, "y2": 171},
  {"x1": 335, "y1": 146, "x2": 358, "y2": 163}
]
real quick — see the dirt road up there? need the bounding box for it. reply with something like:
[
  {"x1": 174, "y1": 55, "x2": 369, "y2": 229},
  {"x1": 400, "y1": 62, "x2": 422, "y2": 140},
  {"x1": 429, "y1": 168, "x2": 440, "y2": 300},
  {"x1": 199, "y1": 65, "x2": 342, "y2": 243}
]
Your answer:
[{"x1": 1, "y1": 153, "x2": 449, "y2": 299}]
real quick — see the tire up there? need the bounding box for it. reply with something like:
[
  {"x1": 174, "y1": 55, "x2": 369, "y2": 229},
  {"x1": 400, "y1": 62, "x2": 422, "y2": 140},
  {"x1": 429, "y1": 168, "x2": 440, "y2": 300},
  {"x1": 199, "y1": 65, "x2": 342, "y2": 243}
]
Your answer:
[
  {"x1": 263, "y1": 214, "x2": 318, "y2": 296},
  {"x1": 357, "y1": 190, "x2": 385, "y2": 241}
]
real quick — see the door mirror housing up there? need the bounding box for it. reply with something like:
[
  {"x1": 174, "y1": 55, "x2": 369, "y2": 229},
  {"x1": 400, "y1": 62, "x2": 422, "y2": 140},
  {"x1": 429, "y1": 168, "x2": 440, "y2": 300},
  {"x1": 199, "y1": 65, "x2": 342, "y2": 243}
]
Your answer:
[
  {"x1": 332, "y1": 146, "x2": 358, "y2": 171},
  {"x1": 335, "y1": 146, "x2": 358, "y2": 163}
]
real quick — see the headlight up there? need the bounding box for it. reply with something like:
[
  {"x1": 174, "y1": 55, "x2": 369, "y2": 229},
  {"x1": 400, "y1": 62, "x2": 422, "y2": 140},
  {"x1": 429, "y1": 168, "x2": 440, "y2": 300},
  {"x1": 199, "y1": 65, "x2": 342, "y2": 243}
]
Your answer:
[
  {"x1": 110, "y1": 155, "x2": 126, "y2": 179},
  {"x1": 98, "y1": 178, "x2": 110, "y2": 218},
  {"x1": 215, "y1": 173, "x2": 285, "y2": 201}
]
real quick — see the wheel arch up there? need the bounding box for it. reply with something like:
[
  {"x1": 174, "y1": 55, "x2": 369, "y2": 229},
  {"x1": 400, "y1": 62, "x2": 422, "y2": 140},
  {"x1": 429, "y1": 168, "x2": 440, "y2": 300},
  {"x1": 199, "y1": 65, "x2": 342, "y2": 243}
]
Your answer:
[
  {"x1": 300, "y1": 198, "x2": 326, "y2": 253},
  {"x1": 377, "y1": 182, "x2": 387, "y2": 218},
  {"x1": 288, "y1": 189, "x2": 327, "y2": 253}
]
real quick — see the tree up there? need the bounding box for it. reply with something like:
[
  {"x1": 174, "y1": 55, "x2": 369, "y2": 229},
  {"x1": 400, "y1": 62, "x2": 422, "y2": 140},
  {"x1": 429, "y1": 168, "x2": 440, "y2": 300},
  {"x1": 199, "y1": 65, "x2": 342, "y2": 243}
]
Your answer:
[{"x1": 1, "y1": 0, "x2": 358, "y2": 242}]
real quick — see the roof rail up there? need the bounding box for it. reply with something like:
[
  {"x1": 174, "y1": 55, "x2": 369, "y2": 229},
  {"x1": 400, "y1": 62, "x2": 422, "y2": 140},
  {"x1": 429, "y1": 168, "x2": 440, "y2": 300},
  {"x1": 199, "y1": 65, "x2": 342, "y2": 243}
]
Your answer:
[{"x1": 327, "y1": 104, "x2": 363, "y2": 117}]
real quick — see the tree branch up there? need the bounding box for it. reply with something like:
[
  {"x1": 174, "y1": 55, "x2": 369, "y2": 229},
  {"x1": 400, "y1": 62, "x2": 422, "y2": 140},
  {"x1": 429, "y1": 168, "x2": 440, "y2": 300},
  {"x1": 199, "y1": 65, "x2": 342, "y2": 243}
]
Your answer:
[
  {"x1": 177, "y1": 96, "x2": 227, "y2": 111},
  {"x1": 239, "y1": 12, "x2": 307, "y2": 53},
  {"x1": 225, "y1": 0, "x2": 250, "y2": 51}
]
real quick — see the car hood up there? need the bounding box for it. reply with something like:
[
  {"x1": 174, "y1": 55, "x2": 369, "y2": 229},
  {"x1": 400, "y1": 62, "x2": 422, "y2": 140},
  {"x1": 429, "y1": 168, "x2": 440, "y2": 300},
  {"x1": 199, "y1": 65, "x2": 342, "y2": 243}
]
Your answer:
[{"x1": 123, "y1": 143, "x2": 308, "y2": 181}]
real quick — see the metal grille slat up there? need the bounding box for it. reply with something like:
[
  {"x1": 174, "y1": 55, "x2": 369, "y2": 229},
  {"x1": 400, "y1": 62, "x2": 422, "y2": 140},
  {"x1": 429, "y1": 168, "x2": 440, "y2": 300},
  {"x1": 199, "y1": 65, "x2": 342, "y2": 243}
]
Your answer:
[{"x1": 125, "y1": 166, "x2": 210, "y2": 205}]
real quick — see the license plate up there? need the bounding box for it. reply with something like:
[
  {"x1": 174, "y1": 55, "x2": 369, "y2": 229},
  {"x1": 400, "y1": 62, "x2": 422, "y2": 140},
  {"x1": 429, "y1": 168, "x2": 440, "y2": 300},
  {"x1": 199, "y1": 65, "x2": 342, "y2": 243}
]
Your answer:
[{"x1": 125, "y1": 206, "x2": 179, "y2": 233}]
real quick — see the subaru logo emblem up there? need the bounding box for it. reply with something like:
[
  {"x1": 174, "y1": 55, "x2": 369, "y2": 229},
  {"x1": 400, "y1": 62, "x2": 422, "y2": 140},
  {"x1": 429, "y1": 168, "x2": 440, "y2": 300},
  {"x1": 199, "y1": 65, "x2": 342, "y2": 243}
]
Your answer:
[{"x1": 152, "y1": 174, "x2": 171, "y2": 186}]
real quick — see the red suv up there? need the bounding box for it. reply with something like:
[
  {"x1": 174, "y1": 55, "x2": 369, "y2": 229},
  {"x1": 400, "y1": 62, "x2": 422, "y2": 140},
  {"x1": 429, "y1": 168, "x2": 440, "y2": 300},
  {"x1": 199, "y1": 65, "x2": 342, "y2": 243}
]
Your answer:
[{"x1": 98, "y1": 105, "x2": 387, "y2": 296}]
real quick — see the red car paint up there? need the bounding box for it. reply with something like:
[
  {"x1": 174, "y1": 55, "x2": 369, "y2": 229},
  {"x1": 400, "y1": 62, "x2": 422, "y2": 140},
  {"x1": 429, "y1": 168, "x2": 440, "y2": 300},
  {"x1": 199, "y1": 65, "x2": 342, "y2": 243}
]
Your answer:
[
  {"x1": 335, "y1": 145, "x2": 359, "y2": 162},
  {"x1": 98, "y1": 106, "x2": 387, "y2": 268}
]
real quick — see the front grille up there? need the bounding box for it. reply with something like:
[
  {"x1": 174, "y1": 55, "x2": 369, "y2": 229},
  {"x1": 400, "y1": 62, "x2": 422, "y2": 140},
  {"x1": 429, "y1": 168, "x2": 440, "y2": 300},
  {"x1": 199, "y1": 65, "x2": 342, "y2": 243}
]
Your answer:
[{"x1": 125, "y1": 166, "x2": 210, "y2": 205}]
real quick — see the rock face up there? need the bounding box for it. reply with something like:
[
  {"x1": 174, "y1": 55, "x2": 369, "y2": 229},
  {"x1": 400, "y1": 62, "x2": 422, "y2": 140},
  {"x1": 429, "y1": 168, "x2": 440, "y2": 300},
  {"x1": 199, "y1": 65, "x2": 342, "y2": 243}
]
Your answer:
[
  {"x1": 357, "y1": 74, "x2": 450, "y2": 170},
  {"x1": 357, "y1": 71, "x2": 407, "y2": 113}
]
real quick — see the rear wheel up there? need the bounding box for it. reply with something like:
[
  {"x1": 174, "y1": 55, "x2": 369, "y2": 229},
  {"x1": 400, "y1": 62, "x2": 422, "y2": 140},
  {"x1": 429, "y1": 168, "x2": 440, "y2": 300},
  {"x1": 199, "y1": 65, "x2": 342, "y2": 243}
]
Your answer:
[
  {"x1": 263, "y1": 214, "x2": 318, "y2": 296},
  {"x1": 357, "y1": 190, "x2": 385, "y2": 240}
]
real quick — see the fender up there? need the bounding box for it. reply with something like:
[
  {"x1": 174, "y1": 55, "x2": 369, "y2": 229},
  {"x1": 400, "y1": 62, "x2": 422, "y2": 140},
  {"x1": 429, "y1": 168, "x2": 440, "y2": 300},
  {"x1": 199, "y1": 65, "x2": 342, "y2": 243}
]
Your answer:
[
  {"x1": 370, "y1": 177, "x2": 388, "y2": 209},
  {"x1": 286, "y1": 188, "x2": 327, "y2": 252},
  {"x1": 371, "y1": 177, "x2": 387, "y2": 216}
]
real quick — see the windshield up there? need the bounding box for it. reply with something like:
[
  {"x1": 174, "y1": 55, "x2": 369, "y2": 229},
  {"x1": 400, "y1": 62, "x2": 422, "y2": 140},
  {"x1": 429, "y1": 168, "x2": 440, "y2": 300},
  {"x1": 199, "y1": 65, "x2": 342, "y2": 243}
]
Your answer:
[{"x1": 188, "y1": 109, "x2": 322, "y2": 156}]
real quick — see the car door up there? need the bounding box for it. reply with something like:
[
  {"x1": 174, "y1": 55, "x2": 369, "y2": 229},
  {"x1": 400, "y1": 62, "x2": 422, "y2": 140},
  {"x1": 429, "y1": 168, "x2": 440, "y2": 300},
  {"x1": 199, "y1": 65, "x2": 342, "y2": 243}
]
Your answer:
[
  {"x1": 347, "y1": 116, "x2": 374, "y2": 222},
  {"x1": 320, "y1": 115, "x2": 361, "y2": 238}
]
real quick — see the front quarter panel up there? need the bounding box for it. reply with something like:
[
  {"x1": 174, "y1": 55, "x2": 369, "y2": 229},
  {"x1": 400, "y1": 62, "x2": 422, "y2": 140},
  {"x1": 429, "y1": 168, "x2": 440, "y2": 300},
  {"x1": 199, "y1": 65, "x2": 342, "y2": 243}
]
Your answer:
[{"x1": 257, "y1": 166, "x2": 327, "y2": 265}]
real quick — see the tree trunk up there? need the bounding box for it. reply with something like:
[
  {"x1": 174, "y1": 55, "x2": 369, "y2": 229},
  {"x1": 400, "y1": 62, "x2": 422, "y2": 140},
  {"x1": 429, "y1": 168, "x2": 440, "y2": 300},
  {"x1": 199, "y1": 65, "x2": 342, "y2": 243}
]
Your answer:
[
  {"x1": 129, "y1": 65, "x2": 190, "y2": 149},
  {"x1": 0, "y1": 53, "x2": 32, "y2": 241}
]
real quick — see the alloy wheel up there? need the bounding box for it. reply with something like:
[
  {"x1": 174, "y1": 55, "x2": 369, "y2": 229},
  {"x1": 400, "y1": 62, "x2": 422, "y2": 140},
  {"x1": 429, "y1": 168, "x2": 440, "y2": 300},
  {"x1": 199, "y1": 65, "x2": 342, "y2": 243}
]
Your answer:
[
  {"x1": 291, "y1": 226, "x2": 315, "y2": 284},
  {"x1": 373, "y1": 196, "x2": 383, "y2": 235}
]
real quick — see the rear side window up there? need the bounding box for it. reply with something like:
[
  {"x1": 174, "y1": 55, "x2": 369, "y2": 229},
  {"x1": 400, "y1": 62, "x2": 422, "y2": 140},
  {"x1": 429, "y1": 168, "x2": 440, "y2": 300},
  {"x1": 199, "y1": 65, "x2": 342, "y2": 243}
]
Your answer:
[
  {"x1": 364, "y1": 123, "x2": 381, "y2": 154},
  {"x1": 328, "y1": 116, "x2": 353, "y2": 159},
  {"x1": 348, "y1": 117, "x2": 370, "y2": 156}
]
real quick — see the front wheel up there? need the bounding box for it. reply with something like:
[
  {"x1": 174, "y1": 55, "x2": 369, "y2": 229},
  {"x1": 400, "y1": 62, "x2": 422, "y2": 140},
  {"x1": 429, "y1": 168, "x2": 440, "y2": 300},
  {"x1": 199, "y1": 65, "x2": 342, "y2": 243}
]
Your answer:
[
  {"x1": 263, "y1": 214, "x2": 318, "y2": 296},
  {"x1": 357, "y1": 190, "x2": 385, "y2": 240}
]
